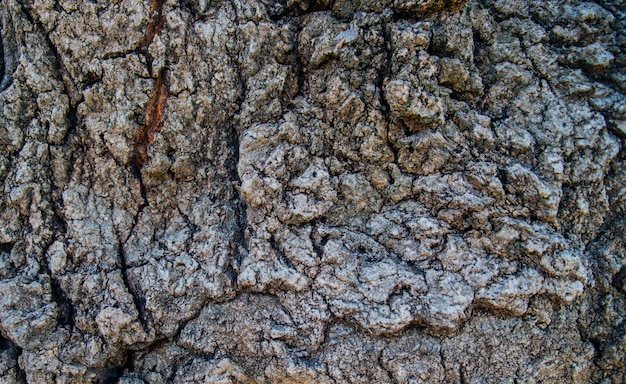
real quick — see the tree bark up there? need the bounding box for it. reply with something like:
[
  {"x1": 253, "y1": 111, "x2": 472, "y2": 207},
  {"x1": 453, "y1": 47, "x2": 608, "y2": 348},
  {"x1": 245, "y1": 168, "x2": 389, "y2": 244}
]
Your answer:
[{"x1": 0, "y1": 0, "x2": 625, "y2": 382}]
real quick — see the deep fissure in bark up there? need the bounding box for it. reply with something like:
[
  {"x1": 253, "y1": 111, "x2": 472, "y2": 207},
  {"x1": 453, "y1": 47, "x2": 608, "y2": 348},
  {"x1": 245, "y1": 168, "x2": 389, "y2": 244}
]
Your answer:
[
  {"x1": 0, "y1": 29, "x2": 5, "y2": 86},
  {"x1": 0, "y1": 336, "x2": 26, "y2": 382},
  {"x1": 0, "y1": 3, "x2": 17, "y2": 92},
  {"x1": 139, "y1": 0, "x2": 167, "y2": 76},
  {"x1": 132, "y1": 68, "x2": 168, "y2": 170},
  {"x1": 227, "y1": 88, "x2": 248, "y2": 276},
  {"x1": 0, "y1": 241, "x2": 13, "y2": 253},
  {"x1": 117, "y1": 242, "x2": 148, "y2": 328},
  {"x1": 19, "y1": 4, "x2": 80, "y2": 108},
  {"x1": 50, "y1": 277, "x2": 75, "y2": 328}
]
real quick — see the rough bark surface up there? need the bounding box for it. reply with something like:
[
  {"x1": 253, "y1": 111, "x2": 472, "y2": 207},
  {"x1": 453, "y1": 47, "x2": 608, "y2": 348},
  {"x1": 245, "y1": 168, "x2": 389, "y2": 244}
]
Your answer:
[{"x1": 0, "y1": 0, "x2": 625, "y2": 382}]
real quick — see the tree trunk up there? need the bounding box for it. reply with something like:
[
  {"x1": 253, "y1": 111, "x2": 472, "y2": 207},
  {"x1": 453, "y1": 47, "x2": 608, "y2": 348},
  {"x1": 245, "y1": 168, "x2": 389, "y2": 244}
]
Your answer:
[{"x1": 1, "y1": 0, "x2": 625, "y2": 382}]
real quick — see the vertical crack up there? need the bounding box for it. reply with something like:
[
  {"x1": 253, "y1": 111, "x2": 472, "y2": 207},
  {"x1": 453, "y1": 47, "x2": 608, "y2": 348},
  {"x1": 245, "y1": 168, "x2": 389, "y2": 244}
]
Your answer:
[
  {"x1": 230, "y1": 157, "x2": 247, "y2": 280},
  {"x1": 50, "y1": 277, "x2": 75, "y2": 328},
  {"x1": 270, "y1": 238, "x2": 296, "y2": 270},
  {"x1": 228, "y1": 102, "x2": 248, "y2": 277},
  {"x1": 132, "y1": 68, "x2": 168, "y2": 170},
  {"x1": 98, "y1": 349, "x2": 138, "y2": 384},
  {"x1": 41, "y1": 240, "x2": 76, "y2": 329},
  {"x1": 117, "y1": 241, "x2": 147, "y2": 329},
  {"x1": 63, "y1": 99, "x2": 80, "y2": 145},
  {"x1": 224, "y1": 0, "x2": 249, "y2": 277},
  {"x1": 378, "y1": 14, "x2": 401, "y2": 167},
  {"x1": 0, "y1": 241, "x2": 14, "y2": 253},
  {"x1": 459, "y1": 363, "x2": 468, "y2": 384},
  {"x1": 19, "y1": 5, "x2": 81, "y2": 108},
  {"x1": 128, "y1": 68, "x2": 168, "y2": 241},
  {"x1": 0, "y1": 1, "x2": 18, "y2": 93},
  {"x1": 378, "y1": 15, "x2": 393, "y2": 120},
  {"x1": 120, "y1": 0, "x2": 167, "y2": 328},
  {"x1": 139, "y1": 0, "x2": 167, "y2": 76},
  {"x1": 377, "y1": 349, "x2": 399, "y2": 384},
  {"x1": 0, "y1": 28, "x2": 5, "y2": 87},
  {"x1": 0, "y1": 336, "x2": 26, "y2": 383}
]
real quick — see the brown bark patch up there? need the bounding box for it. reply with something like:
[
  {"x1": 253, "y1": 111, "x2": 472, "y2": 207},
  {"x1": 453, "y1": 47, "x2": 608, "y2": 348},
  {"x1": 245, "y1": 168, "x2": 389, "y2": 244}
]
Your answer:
[{"x1": 133, "y1": 69, "x2": 168, "y2": 168}]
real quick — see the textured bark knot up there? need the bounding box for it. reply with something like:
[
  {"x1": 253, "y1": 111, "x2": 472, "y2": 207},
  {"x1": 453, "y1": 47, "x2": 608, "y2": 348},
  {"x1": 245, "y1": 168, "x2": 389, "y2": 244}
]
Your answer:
[{"x1": 133, "y1": 69, "x2": 168, "y2": 169}]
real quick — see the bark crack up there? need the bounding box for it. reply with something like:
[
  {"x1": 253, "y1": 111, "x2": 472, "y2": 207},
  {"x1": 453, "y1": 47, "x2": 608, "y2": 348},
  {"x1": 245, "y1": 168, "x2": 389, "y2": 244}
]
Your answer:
[
  {"x1": 117, "y1": 241, "x2": 148, "y2": 329},
  {"x1": 132, "y1": 68, "x2": 168, "y2": 170},
  {"x1": 0, "y1": 336, "x2": 26, "y2": 383},
  {"x1": 377, "y1": 349, "x2": 399, "y2": 384},
  {"x1": 223, "y1": 0, "x2": 249, "y2": 277},
  {"x1": 0, "y1": 4, "x2": 17, "y2": 92},
  {"x1": 41, "y1": 240, "x2": 76, "y2": 329},
  {"x1": 128, "y1": 68, "x2": 168, "y2": 241},
  {"x1": 139, "y1": 0, "x2": 167, "y2": 76},
  {"x1": 0, "y1": 28, "x2": 5, "y2": 87},
  {"x1": 19, "y1": 4, "x2": 81, "y2": 108}
]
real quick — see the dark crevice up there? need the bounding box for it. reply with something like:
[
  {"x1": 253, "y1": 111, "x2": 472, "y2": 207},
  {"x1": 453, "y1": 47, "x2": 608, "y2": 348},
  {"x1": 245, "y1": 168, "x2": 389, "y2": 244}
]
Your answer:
[
  {"x1": 378, "y1": 17, "x2": 392, "y2": 119},
  {"x1": 101, "y1": 49, "x2": 137, "y2": 61},
  {"x1": 311, "y1": 235, "x2": 325, "y2": 261},
  {"x1": 226, "y1": 0, "x2": 247, "y2": 108},
  {"x1": 50, "y1": 201, "x2": 68, "y2": 235},
  {"x1": 50, "y1": 277, "x2": 75, "y2": 328},
  {"x1": 459, "y1": 365, "x2": 468, "y2": 384},
  {"x1": 0, "y1": 28, "x2": 5, "y2": 86},
  {"x1": 613, "y1": 265, "x2": 626, "y2": 291},
  {"x1": 224, "y1": 0, "x2": 248, "y2": 279},
  {"x1": 63, "y1": 98, "x2": 80, "y2": 145},
  {"x1": 608, "y1": 118, "x2": 626, "y2": 141},
  {"x1": 224, "y1": 59, "x2": 247, "y2": 280},
  {"x1": 284, "y1": 0, "x2": 337, "y2": 17},
  {"x1": 16, "y1": 354, "x2": 26, "y2": 384},
  {"x1": 99, "y1": 367, "x2": 124, "y2": 384},
  {"x1": 588, "y1": 337, "x2": 603, "y2": 358},
  {"x1": 270, "y1": 238, "x2": 296, "y2": 270},
  {"x1": 585, "y1": 213, "x2": 625, "y2": 255},
  {"x1": 268, "y1": 6, "x2": 298, "y2": 22},
  {"x1": 390, "y1": 0, "x2": 469, "y2": 23},
  {"x1": 438, "y1": 346, "x2": 447, "y2": 371},
  {"x1": 0, "y1": 241, "x2": 14, "y2": 253},
  {"x1": 0, "y1": 336, "x2": 26, "y2": 382},
  {"x1": 124, "y1": 350, "x2": 136, "y2": 373},
  {"x1": 377, "y1": 350, "x2": 399, "y2": 384},
  {"x1": 117, "y1": 242, "x2": 148, "y2": 329},
  {"x1": 0, "y1": 334, "x2": 15, "y2": 351},
  {"x1": 288, "y1": 18, "x2": 305, "y2": 102},
  {"x1": 139, "y1": 0, "x2": 167, "y2": 76},
  {"x1": 0, "y1": 3, "x2": 18, "y2": 93},
  {"x1": 377, "y1": 15, "x2": 402, "y2": 167},
  {"x1": 171, "y1": 305, "x2": 210, "y2": 344},
  {"x1": 19, "y1": 4, "x2": 81, "y2": 108},
  {"x1": 98, "y1": 350, "x2": 135, "y2": 384},
  {"x1": 127, "y1": 167, "x2": 149, "y2": 243},
  {"x1": 41, "y1": 239, "x2": 76, "y2": 328},
  {"x1": 127, "y1": 68, "x2": 168, "y2": 241},
  {"x1": 228, "y1": 117, "x2": 248, "y2": 274},
  {"x1": 231, "y1": 195, "x2": 248, "y2": 273}
]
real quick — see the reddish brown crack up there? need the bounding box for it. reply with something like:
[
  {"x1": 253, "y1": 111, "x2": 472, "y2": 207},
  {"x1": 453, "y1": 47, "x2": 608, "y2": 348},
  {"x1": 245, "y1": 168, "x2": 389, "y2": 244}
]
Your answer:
[
  {"x1": 133, "y1": 69, "x2": 168, "y2": 168},
  {"x1": 142, "y1": 0, "x2": 166, "y2": 50}
]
